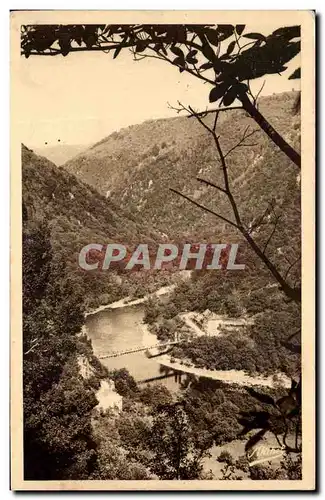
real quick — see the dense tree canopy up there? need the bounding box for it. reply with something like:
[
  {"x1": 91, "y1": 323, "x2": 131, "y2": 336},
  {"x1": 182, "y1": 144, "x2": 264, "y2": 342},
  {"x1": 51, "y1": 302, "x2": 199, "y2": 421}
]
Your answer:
[{"x1": 23, "y1": 218, "x2": 99, "y2": 479}]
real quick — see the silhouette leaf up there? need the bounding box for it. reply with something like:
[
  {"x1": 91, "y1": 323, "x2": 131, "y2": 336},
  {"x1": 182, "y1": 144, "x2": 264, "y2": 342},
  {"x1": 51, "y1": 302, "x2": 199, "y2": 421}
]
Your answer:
[
  {"x1": 289, "y1": 67, "x2": 301, "y2": 79},
  {"x1": 238, "y1": 411, "x2": 270, "y2": 430},
  {"x1": 170, "y1": 46, "x2": 184, "y2": 58},
  {"x1": 245, "y1": 429, "x2": 267, "y2": 452},
  {"x1": 276, "y1": 395, "x2": 297, "y2": 415},
  {"x1": 271, "y1": 25, "x2": 300, "y2": 40},
  {"x1": 202, "y1": 41, "x2": 216, "y2": 62},
  {"x1": 246, "y1": 387, "x2": 276, "y2": 406},
  {"x1": 135, "y1": 40, "x2": 147, "y2": 53},
  {"x1": 172, "y1": 56, "x2": 185, "y2": 68},
  {"x1": 227, "y1": 40, "x2": 236, "y2": 55},
  {"x1": 217, "y1": 25, "x2": 234, "y2": 42},
  {"x1": 200, "y1": 62, "x2": 214, "y2": 70},
  {"x1": 205, "y1": 28, "x2": 220, "y2": 47},
  {"x1": 186, "y1": 49, "x2": 198, "y2": 61},
  {"x1": 236, "y1": 25, "x2": 245, "y2": 35},
  {"x1": 243, "y1": 32, "x2": 266, "y2": 41},
  {"x1": 113, "y1": 45, "x2": 123, "y2": 59},
  {"x1": 187, "y1": 56, "x2": 198, "y2": 65},
  {"x1": 209, "y1": 84, "x2": 228, "y2": 103},
  {"x1": 223, "y1": 86, "x2": 237, "y2": 106}
]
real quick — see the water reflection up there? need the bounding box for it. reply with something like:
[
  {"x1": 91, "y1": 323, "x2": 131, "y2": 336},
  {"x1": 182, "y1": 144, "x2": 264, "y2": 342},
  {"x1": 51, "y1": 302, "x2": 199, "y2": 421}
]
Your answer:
[{"x1": 85, "y1": 304, "x2": 187, "y2": 392}]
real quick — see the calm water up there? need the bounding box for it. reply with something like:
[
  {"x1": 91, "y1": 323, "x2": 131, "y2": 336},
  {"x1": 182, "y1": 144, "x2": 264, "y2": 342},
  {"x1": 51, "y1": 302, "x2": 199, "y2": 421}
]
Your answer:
[
  {"x1": 85, "y1": 302, "x2": 290, "y2": 391},
  {"x1": 85, "y1": 305, "x2": 181, "y2": 391}
]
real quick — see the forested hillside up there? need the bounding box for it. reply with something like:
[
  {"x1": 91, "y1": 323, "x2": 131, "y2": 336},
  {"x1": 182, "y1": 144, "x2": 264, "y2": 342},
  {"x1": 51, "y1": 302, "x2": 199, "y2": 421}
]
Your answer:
[
  {"x1": 24, "y1": 215, "x2": 294, "y2": 481},
  {"x1": 64, "y1": 91, "x2": 300, "y2": 288},
  {"x1": 64, "y1": 91, "x2": 300, "y2": 240},
  {"x1": 63, "y1": 91, "x2": 301, "y2": 375},
  {"x1": 22, "y1": 145, "x2": 168, "y2": 308}
]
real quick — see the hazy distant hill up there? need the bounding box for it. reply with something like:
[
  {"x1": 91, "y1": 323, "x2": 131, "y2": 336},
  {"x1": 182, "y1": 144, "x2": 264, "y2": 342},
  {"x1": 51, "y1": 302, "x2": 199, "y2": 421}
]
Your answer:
[{"x1": 35, "y1": 144, "x2": 89, "y2": 166}]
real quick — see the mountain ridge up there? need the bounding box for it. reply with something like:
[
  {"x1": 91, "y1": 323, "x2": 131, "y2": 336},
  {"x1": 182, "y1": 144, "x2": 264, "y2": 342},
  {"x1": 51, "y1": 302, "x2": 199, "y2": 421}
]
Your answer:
[
  {"x1": 63, "y1": 91, "x2": 300, "y2": 245},
  {"x1": 22, "y1": 144, "x2": 170, "y2": 308}
]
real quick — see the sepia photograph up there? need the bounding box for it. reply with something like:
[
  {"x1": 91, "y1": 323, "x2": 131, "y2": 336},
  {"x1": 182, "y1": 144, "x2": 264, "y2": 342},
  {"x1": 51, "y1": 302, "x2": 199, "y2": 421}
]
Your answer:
[{"x1": 10, "y1": 10, "x2": 315, "y2": 490}]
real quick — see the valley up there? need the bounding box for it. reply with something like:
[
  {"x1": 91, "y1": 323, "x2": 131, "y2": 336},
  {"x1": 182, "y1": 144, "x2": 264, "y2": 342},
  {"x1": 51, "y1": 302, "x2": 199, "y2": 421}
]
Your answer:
[{"x1": 22, "y1": 90, "x2": 301, "y2": 481}]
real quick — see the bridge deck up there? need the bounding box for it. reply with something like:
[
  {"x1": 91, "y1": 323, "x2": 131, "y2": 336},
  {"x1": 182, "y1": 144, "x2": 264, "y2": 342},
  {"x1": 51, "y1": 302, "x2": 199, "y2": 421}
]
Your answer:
[{"x1": 98, "y1": 341, "x2": 179, "y2": 360}]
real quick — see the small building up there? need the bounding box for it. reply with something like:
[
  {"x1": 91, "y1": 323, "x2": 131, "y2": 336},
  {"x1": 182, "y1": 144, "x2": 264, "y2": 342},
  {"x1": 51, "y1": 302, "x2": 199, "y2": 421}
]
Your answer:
[{"x1": 96, "y1": 380, "x2": 123, "y2": 411}]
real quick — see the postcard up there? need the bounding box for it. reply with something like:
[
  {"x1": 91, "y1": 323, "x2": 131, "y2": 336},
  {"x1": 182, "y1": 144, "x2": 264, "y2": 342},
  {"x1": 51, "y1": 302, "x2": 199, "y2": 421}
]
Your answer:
[{"x1": 10, "y1": 10, "x2": 315, "y2": 490}]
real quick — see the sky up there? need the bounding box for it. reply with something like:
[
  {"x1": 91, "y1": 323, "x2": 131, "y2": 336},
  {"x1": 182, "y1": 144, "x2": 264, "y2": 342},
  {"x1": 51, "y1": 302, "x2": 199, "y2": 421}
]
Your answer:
[{"x1": 16, "y1": 24, "x2": 300, "y2": 149}]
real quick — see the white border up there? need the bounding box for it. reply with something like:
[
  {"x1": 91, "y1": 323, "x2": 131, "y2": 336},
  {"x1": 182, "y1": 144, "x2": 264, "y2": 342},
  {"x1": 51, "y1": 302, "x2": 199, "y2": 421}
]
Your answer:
[{"x1": 3, "y1": 2, "x2": 321, "y2": 498}]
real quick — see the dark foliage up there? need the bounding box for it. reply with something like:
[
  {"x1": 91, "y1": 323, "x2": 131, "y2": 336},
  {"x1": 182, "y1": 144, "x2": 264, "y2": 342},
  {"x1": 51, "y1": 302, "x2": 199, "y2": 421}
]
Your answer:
[{"x1": 23, "y1": 218, "x2": 99, "y2": 480}]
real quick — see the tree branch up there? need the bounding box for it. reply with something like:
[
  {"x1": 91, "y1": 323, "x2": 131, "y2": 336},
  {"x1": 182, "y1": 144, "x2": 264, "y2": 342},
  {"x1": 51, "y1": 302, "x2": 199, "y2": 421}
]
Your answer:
[
  {"x1": 223, "y1": 127, "x2": 260, "y2": 159},
  {"x1": 22, "y1": 25, "x2": 301, "y2": 168},
  {"x1": 196, "y1": 177, "x2": 227, "y2": 194},
  {"x1": 284, "y1": 256, "x2": 301, "y2": 280},
  {"x1": 176, "y1": 102, "x2": 301, "y2": 303},
  {"x1": 262, "y1": 213, "x2": 282, "y2": 254},
  {"x1": 239, "y1": 92, "x2": 301, "y2": 168},
  {"x1": 188, "y1": 106, "x2": 244, "y2": 118},
  {"x1": 169, "y1": 188, "x2": 240, "y2": 230}
]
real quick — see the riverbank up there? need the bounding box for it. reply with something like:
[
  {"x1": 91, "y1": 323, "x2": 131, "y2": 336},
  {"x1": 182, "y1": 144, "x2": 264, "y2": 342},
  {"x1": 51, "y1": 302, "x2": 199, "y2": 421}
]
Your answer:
[
  {"x1": 85, "y1": 284, "x2": 176, "y2": 317},
  {"x1": 85, "y1": 278, "x2": 290, "y2": 391},
  {"x1": 158, "y1": 354, "x2": 292, "y2": 389},
  {"x1": 85, "y1": 271, "x2": 192, "y2": 317}
]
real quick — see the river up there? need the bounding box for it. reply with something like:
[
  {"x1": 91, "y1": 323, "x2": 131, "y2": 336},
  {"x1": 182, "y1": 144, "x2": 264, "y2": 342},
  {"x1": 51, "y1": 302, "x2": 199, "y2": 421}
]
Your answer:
[
  {"x1": 85, "y1": 303, "x2": 182, "y2": 391},
  {"x1": 85, "y1": 292, "x2": 291, "y2": 391}
]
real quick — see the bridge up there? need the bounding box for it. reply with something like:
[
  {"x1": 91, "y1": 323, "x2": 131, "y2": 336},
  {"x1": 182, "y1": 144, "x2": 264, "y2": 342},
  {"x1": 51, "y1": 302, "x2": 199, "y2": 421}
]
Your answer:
[
  {"x1": 97, "y1": 341, "x2": 180, "y2": 360},
  {"x1": 138, "y1": 371, "x2": 184, "y2": 385}
]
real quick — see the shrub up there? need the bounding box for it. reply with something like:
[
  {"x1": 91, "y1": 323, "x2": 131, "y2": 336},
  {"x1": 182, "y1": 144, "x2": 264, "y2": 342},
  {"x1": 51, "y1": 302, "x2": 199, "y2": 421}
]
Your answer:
[{"x1": 217, "y1": 450, "x2": 233, "y2": 465}]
